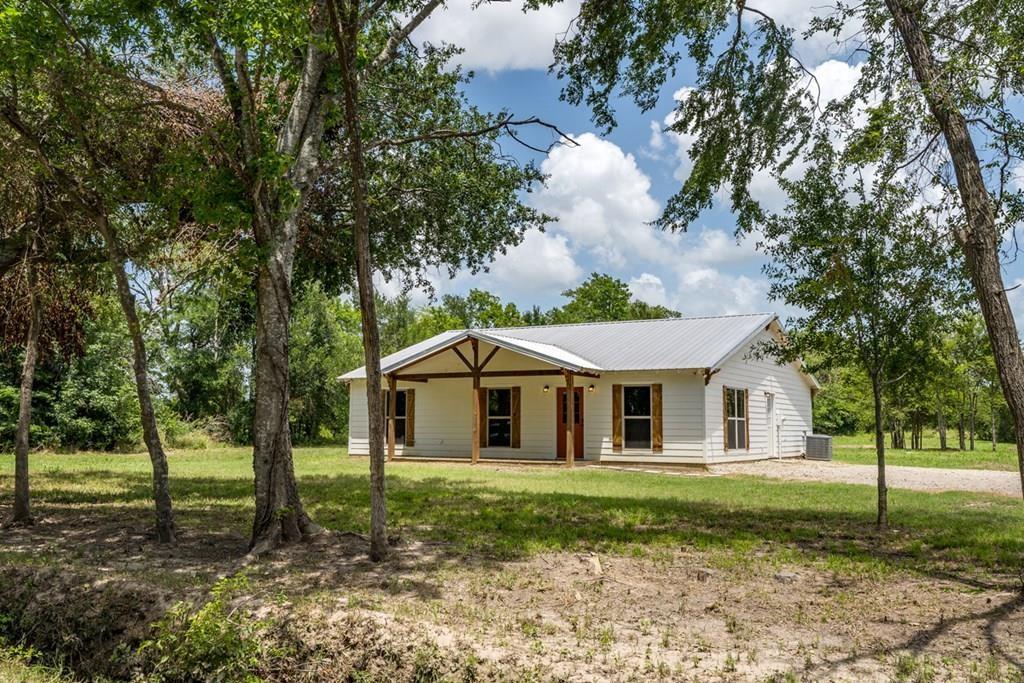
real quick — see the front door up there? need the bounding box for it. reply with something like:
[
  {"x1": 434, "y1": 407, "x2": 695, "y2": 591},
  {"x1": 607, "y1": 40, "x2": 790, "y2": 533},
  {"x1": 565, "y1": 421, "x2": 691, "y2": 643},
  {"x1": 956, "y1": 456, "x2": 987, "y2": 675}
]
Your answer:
[{"x1": 556, "y1": 387, "x2": 584, "y2": 459}]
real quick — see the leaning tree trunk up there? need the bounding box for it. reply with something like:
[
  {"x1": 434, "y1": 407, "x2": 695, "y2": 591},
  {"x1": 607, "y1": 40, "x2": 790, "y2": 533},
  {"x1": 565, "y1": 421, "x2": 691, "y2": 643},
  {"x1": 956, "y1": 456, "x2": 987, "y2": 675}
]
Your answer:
[
  {"x1": 97, "y1": 217, "x2": 175, "y2": 543},
  {"x1": 328, "y1": 0, "x2": 388, "y2": 561},
  {"x1": 10, "y1": 253, "x2": 41, "y2": 525},
  {"x1": 887, "y1": 0, "x2": 1024, "y2": 499},
  {"x1": 870, "y1": 372, "x2": 888, "y2": 531}
]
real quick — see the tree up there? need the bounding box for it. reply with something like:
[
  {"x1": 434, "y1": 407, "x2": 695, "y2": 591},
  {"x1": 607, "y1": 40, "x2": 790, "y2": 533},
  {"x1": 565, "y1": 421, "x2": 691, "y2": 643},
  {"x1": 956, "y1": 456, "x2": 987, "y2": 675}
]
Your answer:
[
  {"x1": 289, "y1": 283, "x2": 363, "y2": 443},
  {"x1": 0, "y1": 2, "x2": 188, "y2": 542},
  {"x1": 322, "y1": 0, "x2": 566, "y2": 560},
  {"x1": 441, "y1": 290, "x2": 525, "y2": 329},
  {"x1": 552, "y1": 273, "x2": 680, "y2": 323},
  {"x1": 763, "y1": 142, "x2": 961, "y2": 530},
  {"x1": 539, "y1": 0, "x2": 1024, "y2": 498}
]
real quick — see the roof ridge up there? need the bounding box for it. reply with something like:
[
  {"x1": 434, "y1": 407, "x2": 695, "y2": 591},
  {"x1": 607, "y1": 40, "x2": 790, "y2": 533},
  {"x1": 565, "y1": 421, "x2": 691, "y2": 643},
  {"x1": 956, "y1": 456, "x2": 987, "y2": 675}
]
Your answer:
[{"x1": 473, "y1": 311, "x2": 776, "y2": 334}]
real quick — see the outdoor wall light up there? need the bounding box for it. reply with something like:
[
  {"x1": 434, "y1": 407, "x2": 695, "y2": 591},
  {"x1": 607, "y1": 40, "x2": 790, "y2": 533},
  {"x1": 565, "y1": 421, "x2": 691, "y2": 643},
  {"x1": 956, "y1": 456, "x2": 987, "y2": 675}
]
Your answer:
[
  {"x1": 588, "y1": 384, "x2": 596, "y2": 393},
  {"x1": 543, "y1": 385, "x2": 550, "y2": 393}
]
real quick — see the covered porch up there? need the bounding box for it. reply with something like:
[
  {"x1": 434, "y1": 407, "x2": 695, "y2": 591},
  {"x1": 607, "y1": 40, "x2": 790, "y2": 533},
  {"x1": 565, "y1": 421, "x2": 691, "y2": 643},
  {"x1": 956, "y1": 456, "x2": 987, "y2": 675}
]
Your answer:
[{"x1": 375, "y1": 330, "x2": 602, "y2": 465}]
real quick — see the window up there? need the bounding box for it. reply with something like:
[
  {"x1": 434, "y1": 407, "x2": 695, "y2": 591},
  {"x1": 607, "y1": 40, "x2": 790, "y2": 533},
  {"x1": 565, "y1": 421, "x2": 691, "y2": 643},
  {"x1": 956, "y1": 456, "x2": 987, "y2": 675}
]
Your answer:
[
  {"x1": 487, "y1": 388, "x2": 512, "y2": 447},
  {"x1": 725, "y1": 387, "x2": 747, "y2": 450},
  {"x1": 383, "y1": 390, "x2": 407, "y2": 445},
  {"x1": 623, "y1": 385, "x2": 652, "y2": 449}
]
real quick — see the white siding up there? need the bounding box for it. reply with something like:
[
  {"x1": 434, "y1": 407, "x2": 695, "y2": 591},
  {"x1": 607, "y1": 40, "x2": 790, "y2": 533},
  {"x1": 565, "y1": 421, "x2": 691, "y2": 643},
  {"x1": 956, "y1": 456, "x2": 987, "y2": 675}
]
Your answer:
[
  {"x1": 587, "y1": 371, "x2": 706, "y2": 465},
  {"x1": 347, "y1": 369, "x2": 706, "y2": 464},
  {"x1": 347, "y1": 332, "x2": 813, "y2": 465},
  {"x1": 347, "y1": 375, "x2": 560, "y2": 460},
  {"x1": 704, "y1": 329, "x2": 813, "y2": 461}
]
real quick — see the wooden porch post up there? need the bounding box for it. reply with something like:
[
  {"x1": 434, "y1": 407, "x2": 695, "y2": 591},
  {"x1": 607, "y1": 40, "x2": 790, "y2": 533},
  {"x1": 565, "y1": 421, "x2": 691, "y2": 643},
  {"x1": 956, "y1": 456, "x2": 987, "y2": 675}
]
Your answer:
[
  {"x1": 387, "y1": 373, "x2": 397, "y2": 462},
  {"x1": 564, "y1": 369, "x2": 575, "y2": 467},
  {"x1": 471, "y1": 338, "x2": 481, "y2": 464}
]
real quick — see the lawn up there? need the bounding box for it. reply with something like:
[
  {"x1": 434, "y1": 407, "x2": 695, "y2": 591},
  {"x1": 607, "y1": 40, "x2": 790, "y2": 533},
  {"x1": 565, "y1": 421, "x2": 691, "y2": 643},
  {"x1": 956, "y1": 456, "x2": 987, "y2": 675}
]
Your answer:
[
  {"x1": 4, "y1": 445, "x2": 1022, "y2": 572},
  {"x1": 2, "y1": 447, "x2": 1023, "y2": 681},
  {"x1": 832, "y1": 432, "x2": 1021, "y2": 471}
]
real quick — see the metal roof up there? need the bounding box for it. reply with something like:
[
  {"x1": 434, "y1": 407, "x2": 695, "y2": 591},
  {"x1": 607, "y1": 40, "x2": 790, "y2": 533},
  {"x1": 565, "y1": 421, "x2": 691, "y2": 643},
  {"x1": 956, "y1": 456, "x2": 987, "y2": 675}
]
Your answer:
[{"x1": 341, "y1": 313, "x2": 785, "y2": 379}]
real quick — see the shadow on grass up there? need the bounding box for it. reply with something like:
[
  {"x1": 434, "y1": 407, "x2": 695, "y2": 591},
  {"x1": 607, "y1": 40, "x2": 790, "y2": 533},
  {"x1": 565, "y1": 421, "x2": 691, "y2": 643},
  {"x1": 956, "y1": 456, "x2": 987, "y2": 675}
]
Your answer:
[
  {"x1": 9, "y1": 467, "x2": 1024, "y2": 581},
  {"x1": 3, "y1": 464, "x2": 1024, "y2": 678}
]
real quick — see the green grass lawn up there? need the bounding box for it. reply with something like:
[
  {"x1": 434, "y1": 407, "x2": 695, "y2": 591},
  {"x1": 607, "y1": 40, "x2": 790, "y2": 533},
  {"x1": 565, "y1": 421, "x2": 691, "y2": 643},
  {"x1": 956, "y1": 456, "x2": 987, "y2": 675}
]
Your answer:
[
  {"x1": 3, "y1": 446, "x2": 1023, "y2": 577},
  {"x1": 832, "y1": 432, "x2": 1021, "y2": 471}
]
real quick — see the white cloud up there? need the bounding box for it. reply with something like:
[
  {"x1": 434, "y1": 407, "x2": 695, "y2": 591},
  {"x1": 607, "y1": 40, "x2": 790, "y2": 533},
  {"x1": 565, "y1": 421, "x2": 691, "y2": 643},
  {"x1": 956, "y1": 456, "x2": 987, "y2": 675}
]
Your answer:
[
  {"x1": 687, "y1": 228, "x2": 761, "y2": 266},
  {"x1": 485, "y1": 229, "x2": 583, "y2": 297},
  {"x1": 415, "y1": 0, "x2": 581, "y2": 73},
  {"x1": 533, "y1": 133, "x2": 674, "y2": 268},
  {"x1": 672, "y1": 267, "x2": 770, "y2": 316},
  {"x1": 628, "y1": 273, "x2": 668, "y2": 307}
]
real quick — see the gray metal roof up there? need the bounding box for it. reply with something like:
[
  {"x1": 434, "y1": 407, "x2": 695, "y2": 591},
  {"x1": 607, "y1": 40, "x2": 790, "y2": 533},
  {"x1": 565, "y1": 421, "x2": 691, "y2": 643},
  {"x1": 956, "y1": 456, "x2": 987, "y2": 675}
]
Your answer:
[{"x1": 341, "y1": 313, "x2": 783, "y2": 379}]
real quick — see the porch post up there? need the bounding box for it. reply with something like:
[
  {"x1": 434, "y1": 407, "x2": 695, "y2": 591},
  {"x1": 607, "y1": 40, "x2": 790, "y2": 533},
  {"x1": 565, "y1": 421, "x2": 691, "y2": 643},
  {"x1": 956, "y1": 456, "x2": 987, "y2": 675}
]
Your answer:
[
  {"x1": 387, "y1": 373, "x2": 397, "y2": 462},
  {"x1": 564, "y1": 369, "x2": 575, "y2": 467},
  {"x1": 471, "y1": 338, "x2": 481, "y2": 463}
]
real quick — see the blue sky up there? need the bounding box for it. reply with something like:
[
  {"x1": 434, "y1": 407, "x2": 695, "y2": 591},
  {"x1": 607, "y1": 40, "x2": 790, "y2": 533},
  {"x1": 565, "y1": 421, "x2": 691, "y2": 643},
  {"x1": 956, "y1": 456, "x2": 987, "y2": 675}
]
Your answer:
[{"x1": 376, "y1": 1, "x2": 1024, "y2": 324}]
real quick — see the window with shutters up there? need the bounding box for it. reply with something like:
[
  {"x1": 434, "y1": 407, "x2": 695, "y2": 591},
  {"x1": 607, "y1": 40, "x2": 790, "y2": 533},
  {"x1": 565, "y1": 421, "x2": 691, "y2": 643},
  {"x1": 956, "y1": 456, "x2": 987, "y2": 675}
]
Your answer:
[
  {"x1": 487, "y1": 388, "x2": 512, "y2": 447},
  {"x1": 623, "y1": 385, "x2": 652, "y2": 449},
  {"x1": 383, "y1": 390, "x2": 407, "y2": 445},
  {"x1": 725, "y1": 387, "x2": 747, "y2": 450}
]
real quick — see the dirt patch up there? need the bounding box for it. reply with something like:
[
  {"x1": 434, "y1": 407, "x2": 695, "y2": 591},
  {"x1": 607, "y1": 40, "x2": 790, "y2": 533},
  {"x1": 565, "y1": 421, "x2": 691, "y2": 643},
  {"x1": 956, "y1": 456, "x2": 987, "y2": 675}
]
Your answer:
[
  {"x1": 2, "y1": 506, "x2": 1023, "y2": 681},
  {"x1": 711, "y1": 459, "x2": 1024, "y2": 497}
]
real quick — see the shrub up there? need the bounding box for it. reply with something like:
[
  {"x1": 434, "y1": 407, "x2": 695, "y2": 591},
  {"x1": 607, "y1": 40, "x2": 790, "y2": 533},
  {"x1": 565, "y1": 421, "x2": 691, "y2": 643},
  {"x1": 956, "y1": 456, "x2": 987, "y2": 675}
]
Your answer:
[{"x1": 134, "y1": 575, "x2": 263, "y2": 683}]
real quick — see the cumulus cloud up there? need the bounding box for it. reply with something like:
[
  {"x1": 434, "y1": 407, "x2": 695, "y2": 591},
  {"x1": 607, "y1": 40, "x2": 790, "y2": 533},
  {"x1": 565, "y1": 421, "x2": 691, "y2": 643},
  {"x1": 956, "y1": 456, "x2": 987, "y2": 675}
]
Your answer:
[
  {"x1": 532, "y1": 133, "x2": 674, "y2": 268},
  {"x1": 628, "y1": 273, "x2": 668, "y2": 307},
  {"x1": 672, "y1": 267, "x2": 770, "y2": 316},
  {"x1": 686, "y1": 228, "x2": 761, "y2": 266},
  {"x1": 415, "y1": 0, "x2": 581, "y2": 73},
  {"x1": 485, "y1": 229, "x2": 583, "y2": 297}
]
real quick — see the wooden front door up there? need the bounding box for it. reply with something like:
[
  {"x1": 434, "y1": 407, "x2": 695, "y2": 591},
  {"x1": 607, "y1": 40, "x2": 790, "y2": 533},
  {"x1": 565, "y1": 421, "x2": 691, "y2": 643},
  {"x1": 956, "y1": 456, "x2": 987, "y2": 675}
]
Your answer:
[{"x1": 556, "y1": 387, "x2": 584, "y2": 459}]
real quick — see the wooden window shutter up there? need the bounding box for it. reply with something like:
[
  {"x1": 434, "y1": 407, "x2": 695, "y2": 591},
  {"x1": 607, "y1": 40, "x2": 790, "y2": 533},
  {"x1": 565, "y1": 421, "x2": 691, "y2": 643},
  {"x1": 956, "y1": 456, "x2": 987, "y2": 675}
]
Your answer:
[
  {"x1": 477, "y1": 387, "x2": 488, "y2": 448},
  {"x1": 405, "y1": 389, "x2": 415, "y2": 447},
  {"x1": 510, "y1": 386, "x2": 521, "y2": 449},
  {"x1": 722, "y1": 386, "x2": 729, "y2": 451},
  {"x1": 652, "y1": 384, "x2": 663, "y2": 453},
  {"x1": 611, "y1": 384, "x2": 623, "y2": 451}
]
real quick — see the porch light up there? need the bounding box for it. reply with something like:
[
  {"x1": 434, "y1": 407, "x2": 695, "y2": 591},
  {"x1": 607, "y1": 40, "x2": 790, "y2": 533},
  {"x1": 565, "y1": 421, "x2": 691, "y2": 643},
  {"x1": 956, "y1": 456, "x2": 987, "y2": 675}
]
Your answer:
[
  {"x1": 588, "y1": 384, "x2": 595, "y2": 393},
  {"x1": 543, "y1": 385, "x2": 550, "y2": 392}
]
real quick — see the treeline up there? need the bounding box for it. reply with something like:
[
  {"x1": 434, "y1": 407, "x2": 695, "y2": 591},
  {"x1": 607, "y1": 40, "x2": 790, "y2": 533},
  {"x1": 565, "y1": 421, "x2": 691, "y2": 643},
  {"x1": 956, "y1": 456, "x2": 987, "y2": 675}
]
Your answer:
[
  {"x1": 0, "y1": 273, "x2": 675, "y2": 452},
  {"x1": 813, "y1": 315, "x2": 1009, "y2": 449}
]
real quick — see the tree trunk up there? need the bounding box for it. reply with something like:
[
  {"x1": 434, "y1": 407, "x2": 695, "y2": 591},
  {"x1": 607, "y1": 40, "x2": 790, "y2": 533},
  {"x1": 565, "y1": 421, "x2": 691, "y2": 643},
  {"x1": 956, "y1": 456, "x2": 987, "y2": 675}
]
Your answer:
[
  {"x1": 937, "y1": 408, "x2": 947, "y2": 450},
  {"x1": 969, "y1": 392, "x2": 976, "y2": 451},
  {"x1": 328, "y1": 0, "x2": 388, "y2": 561},
  {"x1": 239, "y1": 17, "x2": 328, "y2": 555},
  {"x1": 958, "y1": 412, "x2": 966, "y2": 451},
  {"x1": 992, "y1": 396, "x2": 998, "y2": 452},
  {"x1": 10, "y1": 252, "x2": 41, "y2": 525},
  {"x1": 871, "y1": 372, "x2": 888, "y2": 532},
  {"x1": 97, "y1": 217, "x2": 175, "y2": 543},
  {"x1": 887, "y1": 0, "x2": 1024, "y2": 499},
  {"x1": 248, "y1": 214, "x2": 321, "y2": 552}
]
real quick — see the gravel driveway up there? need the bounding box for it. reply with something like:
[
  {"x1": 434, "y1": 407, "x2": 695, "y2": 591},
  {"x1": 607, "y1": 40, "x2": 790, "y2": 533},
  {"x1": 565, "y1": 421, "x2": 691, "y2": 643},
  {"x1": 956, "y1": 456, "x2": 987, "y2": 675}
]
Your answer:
[{"x1": 710, "y1": 459, "x2": 1023, "y2": 497}]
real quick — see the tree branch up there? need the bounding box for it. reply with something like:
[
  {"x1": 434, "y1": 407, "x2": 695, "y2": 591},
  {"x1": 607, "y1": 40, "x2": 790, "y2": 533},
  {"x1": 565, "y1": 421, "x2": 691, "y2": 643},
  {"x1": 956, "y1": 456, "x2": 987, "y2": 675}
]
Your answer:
[
  {"x1": 367, "y1": 114, "x2": 578, "y2": 152},
  {"x1": 365, "y1": 0, "x2": 444, "y2": 77}
]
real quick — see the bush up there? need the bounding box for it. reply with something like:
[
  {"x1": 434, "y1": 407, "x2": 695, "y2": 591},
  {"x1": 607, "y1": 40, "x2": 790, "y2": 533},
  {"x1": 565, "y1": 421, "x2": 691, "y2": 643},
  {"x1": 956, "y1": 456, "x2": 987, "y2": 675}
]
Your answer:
[{"x1": 134, "y1": 575, "x2": 263, "y2": 683}]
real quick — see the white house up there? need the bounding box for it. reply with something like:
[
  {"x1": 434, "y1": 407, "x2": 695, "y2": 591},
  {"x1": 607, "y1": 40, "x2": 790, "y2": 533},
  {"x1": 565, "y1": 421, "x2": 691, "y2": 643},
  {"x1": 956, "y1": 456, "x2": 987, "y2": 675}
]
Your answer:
[{"x1": 342, "y1": 313, "x2": 817, "y2": 465}]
